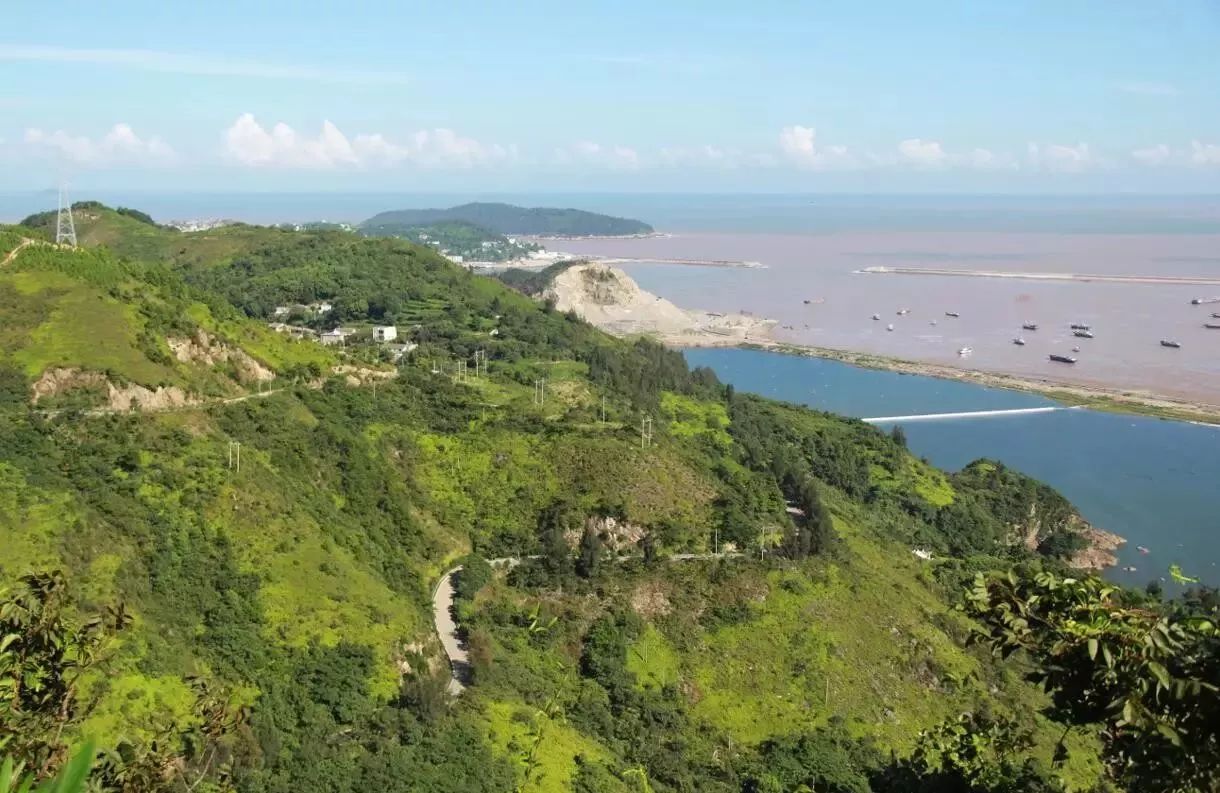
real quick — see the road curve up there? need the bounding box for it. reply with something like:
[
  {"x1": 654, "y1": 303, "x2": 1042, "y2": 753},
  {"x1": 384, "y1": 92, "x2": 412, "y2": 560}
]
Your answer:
[
  {"x1": 432, "y1": 566, "x2": 470, "y2": 695},
  {"x1": 431, "y1": 552, "x2": 738, "y2": 696}
]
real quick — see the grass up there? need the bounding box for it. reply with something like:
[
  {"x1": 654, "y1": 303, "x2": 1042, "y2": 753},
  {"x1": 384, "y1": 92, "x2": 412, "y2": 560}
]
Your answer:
[
  {"x1": 660, "y1": 391, "x2": 732, "y2": 450},
  {"x1": 626, "y1": 623, "x2": 681, "y2": 691},
  {"x1": 483, "y1": 700, "x2": 616, "y2": 793}
]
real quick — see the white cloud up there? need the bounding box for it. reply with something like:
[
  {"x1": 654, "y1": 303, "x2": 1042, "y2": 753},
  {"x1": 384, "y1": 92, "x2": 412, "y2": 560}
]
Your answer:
[
  {"x1": 0, "y1": 44, "x2": 411, "y2": 85},
  {"x1": 897, "y1": 138, "x2": 948, "y2": 168},
  {"x1": 778, "y1": 126, "x2": 851, "y2": 170},
  {"x1": 23, "y1": 123, "x2": 176, "y2": 166},
  {"x1": 961, "y1": 148, "x2": 1017, "y2": 171},
  {"x1": 222, "y1": 114, "x2": 513, "y2": 170},
  {"x1": 1118, "y1": 81, "x2": 1179, "y2": 96},
  {"x1": 1026, "y1": 142, "x2": 1094, "y2": 172},
  {"x1": 1191, "y1": 141, "x2": 1220, "y2": 167},
  {"x1": 1131, "y1": 144, "x2": 1172, "y2": 166},
  {"x1": 554, "y1": 141, "x2": 641, "y2": 170},
  {"x1": 658, "y1": 144, "x2": 738, "y2": 168}
]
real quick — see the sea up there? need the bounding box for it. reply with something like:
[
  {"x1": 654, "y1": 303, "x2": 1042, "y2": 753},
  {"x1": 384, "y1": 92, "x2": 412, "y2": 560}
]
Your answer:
[
  {"x1": 685, "y1": 347, "x2": 1220, "y2": 591},
  {"x1": 3, "y1": 190, "x2": 1217, "y2": 588}
]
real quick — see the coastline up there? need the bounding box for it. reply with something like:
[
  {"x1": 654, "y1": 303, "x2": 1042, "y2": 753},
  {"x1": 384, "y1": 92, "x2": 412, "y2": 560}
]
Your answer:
[{"x1": 728, "y1": 339, "x2": 1220, "y2": 427}]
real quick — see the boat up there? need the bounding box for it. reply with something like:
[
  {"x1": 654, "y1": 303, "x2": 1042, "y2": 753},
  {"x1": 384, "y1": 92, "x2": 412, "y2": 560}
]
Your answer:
[
  {"x1": 1049, "y1": 354, "x2": 1077, "y2": 364},
  {"x1": 886, "y1": 323, "x2": 894, "y2": 331},
  {"x1": 1161, "y1": 339, "x2": 1181, "y2": 348},
  {"x1": 1206, "y1": 323, "x2": 1220, "y2": 329},
  {"x1": 897, "y1": 308, "x2": 910, "y2": 316},
  {"x1": 1213, "y1": 312, "x2": 1220, "y2": 319},
  {"x1": 803, "y1": 299, "x2": 811, "y2": 304},
  {"x1": 958, "y1": 347, "x2": 973, "y2": 356},
  {"x1": 872, "y1": 314, "x2": 881, "y2": 320},
  {"x1": 929, "y1": 320, "x2": 937, "y2": 326},
  {"x1": 1123, "y1": 566, "x2": 1138, "y2": 573},
  {"x1": 945, "y1": 311, "x2": 960, "y2": 318},
  {"x1": 1013, "y1": 337, "x2": 1026, "y2": 346},
  {"x1": 1071, "y1": 346, "x2": 1080, "y2": 353},
  {"x1": 1190, "y1": 296, "x2": 1220, "y2": 305},
  {"x1": 1137, "y1": 546, "x2": 1150, "y2": 554},
  {"x1": 1073, "y1": 330, "x2": 1094, "y2": 339},
  {"x1": 1022, "y1": 322, "x2": 1038, "y2": 330},
  {"x1": 1070, "y1": 323, "x2": 1090, "y2": 330}
]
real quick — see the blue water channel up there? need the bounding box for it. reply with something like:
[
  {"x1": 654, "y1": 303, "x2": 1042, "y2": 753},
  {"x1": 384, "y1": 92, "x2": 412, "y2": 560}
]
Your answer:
[{"x1": 684, "y1": 347, "x2": 1220, "y2": 590}]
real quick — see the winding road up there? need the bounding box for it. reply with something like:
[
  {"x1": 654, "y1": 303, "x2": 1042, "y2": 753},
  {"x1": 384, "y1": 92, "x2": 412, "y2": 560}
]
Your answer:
[{"x1": 431, "y1": 552, "x2": 739, "y2": 696}]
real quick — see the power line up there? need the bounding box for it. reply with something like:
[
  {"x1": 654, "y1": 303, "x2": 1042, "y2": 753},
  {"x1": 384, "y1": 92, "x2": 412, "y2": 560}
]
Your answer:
[{"x1": 56, "y1": 184, "x2": 77, "y2": 248}]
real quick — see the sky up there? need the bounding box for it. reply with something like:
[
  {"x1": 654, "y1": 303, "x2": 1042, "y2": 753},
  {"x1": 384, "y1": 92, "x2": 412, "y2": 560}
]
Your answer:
[{"x1": 1, "y1": 0, "x2": 1219, "y2": 193}]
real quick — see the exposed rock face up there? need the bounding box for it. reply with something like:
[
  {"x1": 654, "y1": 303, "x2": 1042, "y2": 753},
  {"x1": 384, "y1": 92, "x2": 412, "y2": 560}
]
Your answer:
[
  {"x1": 1070, "y1": 526, "x2": 1126, "y2": 571},
  {"x1": 30, "y1": 367, "x2": 108, "y2": 402},
  {"x1": 31, "y1": 367, "x2": 197, "y2": 412},
  {"x1": 168, "y1": 329, "x2": 275, "y2": 383},
  {"x1": 331, "y1": 365, "x2": 399, "y2": 387},
  {"x1": 544, "y1": 263, "x2": 774, "y2": 346}
]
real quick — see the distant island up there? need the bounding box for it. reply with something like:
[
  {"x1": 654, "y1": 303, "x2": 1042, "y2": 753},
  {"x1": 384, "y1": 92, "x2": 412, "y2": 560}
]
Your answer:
[
  {"x1": 360, "y1": 201, "x2": 654, "y2": 237},
  {"x1": 360, "y1": 217, "x2": 543, "y2": 263}
]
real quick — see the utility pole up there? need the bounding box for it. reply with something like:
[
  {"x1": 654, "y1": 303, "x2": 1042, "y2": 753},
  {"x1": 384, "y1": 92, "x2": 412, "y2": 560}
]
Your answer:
[
  {"x1": 640, "y1": 416, "x2": 653, "y2": 449},
  {"x1": 534, "y1": 378, "x2": 547, "y2": 406},
  {"x1": 600, "y1": 395, "x2": 606, "y2": 423},
  {"x1": 227, "y1": 441, "x2": 241, "y2": 473},
  {"x1": 55, "y1": 184, "x2": 77, "y2": 248}
]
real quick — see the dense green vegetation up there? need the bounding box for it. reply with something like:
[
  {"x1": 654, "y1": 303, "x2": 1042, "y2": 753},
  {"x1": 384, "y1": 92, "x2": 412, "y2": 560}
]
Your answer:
[
  {"x1": 362, "y1": 219, "x2": 542, "y2": 262},
  {"x1": 361, "y1": 202, "x2": 653, "y2": 237},
  {"x1": 1, "y1": 203, "x2": 1214, "y2": 792}
]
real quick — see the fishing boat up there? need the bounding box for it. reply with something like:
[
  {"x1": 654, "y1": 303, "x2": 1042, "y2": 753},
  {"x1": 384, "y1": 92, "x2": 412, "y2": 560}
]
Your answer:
[
  {"x1": 803, "y1": 299, "x2": 811, "y2": 304},
  {"x1": 929, "y1": 320, "x2": 937, "y2": 326},
  {"x1": 1073, "y1": 330, "x2": 1094, "y2": 339},
  {"x1": 1190, "y1": 296, "x2": 1220, "y2": 305},
  {"x1": 1137, "y1": 546, "x2": 1150, "y2": 555},
  {"x1": 897, "y1": 308, "x2": 910, "y2": 316},
  {"x1": 886, "y1": 323, "x2": 894, "y2": 331},
  {"x1": 1022, "y1": 322, "x2": 1038, "y2": 330},
  {"x1": 1070, "y1": 323, "x2": 1090, "y2": 330},
  {"x1": 958, "y1": 347, "x2": 973, "y2": 356},
  {"x1": 1161, "y1": 339, "x2": 1181, "y2": 348},
  {"x1": 1071, "y1": 346, "x2": 1081, "y2": 353},
  {"x1": 1049, "y1": 354, "x2": 1077, "y2": 364},
  {"x1": 1206, "y1": 323, "x2": 1220, "y2": 330},
  {"x1": 872, "y1": 314, "x2": 881, "y2": 320},
  {"x1": 1213, "y1": 313, "x2": 1220, "y2": 319},
  {"x1": 1013, "y1": 337, "x2": 1026, "y2": 346},
  {"x1": 945, "y1": 311, "x2": 960, "y2": 318}
]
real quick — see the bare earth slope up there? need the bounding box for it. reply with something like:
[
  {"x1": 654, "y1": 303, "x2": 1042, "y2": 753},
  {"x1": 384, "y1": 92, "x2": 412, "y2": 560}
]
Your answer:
[{"x1": 545, "y1": 262, "x2": 774, "y2": 346}]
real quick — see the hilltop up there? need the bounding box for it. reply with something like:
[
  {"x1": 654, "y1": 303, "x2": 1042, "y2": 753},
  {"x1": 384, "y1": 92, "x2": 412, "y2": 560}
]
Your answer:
[
  {"x1": 361, "y1": 201, "x2": 654, "y2": 237},
  {"x1": 3, "y1": 202, "x2": 1209, "y2": 793}
]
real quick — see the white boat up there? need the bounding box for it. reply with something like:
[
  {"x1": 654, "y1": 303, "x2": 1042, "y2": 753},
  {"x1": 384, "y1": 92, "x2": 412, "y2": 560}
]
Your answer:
[
  {"x1": 886, "y1": 323, "x2": 894, "y2": 331},
  {"x1": 872, "y1": 314, "x2": 881, "y2": 320},
  {"x1": 897, "y1": 308, "x2": 910, "y2": 315},
  {"x1": 1013, "y1": 337, "x2": 1026, "y2": 346},
  {"x1": 958, "y1": 346, "x2": 973, "y2": 356}
]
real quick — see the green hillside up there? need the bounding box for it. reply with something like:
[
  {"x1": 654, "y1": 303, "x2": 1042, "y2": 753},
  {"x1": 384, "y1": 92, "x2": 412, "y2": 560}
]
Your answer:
[
  {"x1": 1, "y1": 203, "x2": 1212, "y2": 793},
  {"x1": 361, "y1": 201, "x2": 654, "y2": 236}
]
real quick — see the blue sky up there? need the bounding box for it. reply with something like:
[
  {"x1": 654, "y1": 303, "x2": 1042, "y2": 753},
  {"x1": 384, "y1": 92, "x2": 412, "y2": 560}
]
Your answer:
[{"x1": 2, "y1": 0, "x2": 1218, "y2": 192}]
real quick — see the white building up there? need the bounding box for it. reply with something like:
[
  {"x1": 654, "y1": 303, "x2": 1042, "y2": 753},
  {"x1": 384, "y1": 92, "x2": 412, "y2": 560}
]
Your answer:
[
  {"x1": 373, "y1": 325, "x2": 398, "y2": 343},
  {"x1": 319, "y1": 328, "x2": 353, "y2": 346}
]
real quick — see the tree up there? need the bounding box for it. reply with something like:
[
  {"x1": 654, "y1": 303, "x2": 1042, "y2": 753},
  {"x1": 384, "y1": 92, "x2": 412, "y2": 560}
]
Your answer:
[
  {"x1": 966, "y1": 570, "x2": 1220, "y2": 793},
  {"x1": 0, "y1": 572, "x2": 128, "y2": 778},
  {"x1": 788, "y1": 478, "x2": 835, "y2": 559},
  {"x1": 576, "y1": 524, "x2": 603, "y2": 579},
  {"x1": 538, "y1": 501, "x2": 573, "y2": 578},
  {"x1": 889, "y1": 424, "x2": 907, "y2": 448}
]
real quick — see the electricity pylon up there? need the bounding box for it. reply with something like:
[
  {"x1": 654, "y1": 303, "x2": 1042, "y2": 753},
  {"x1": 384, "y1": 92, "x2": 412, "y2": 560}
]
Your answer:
[{"x1": 56, "y1": 184, "x2": 77, "y2": 247}]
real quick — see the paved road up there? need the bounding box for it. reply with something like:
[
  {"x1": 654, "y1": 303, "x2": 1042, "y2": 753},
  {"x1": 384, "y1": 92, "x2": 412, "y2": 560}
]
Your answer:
[
  {"x1": 431, "y1": 552, "x2": 740, "y2": 696},
  {"x1": 432, "y1": 566, "x2": 470, "y2": 695}
]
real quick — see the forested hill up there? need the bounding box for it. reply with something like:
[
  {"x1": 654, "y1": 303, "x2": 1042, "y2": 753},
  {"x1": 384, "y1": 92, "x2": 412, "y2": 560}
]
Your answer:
[
  {"x1": 360, "y1": 201, "x2": 654, "y2": 236},
  {"x1": 1, "y1": 203, "x2": 1216, "y2": 793}
]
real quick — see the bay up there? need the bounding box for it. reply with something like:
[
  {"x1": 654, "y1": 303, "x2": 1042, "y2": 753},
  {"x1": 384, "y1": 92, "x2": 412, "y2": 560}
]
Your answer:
[{"x1": 684, "y1": 346, "x2": 1220, "y2": 590}]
